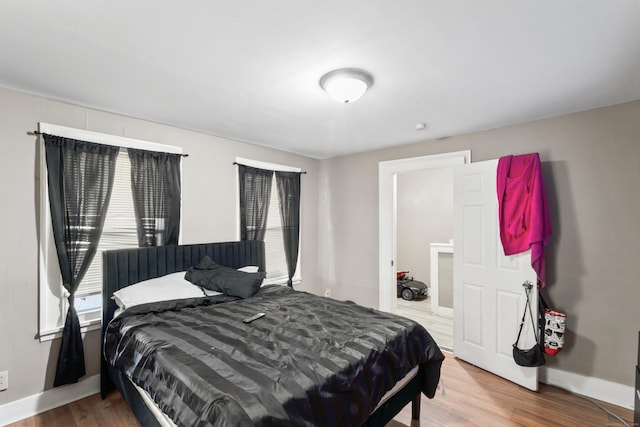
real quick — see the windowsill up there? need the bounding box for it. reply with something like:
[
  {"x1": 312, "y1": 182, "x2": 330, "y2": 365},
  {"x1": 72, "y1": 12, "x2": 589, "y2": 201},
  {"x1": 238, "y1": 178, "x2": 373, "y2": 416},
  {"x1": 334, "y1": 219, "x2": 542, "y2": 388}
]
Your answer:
[
  {"x1": 39, "y1": 317, "x2": 102, "y2": 342},
  {"x1": 264, "y1": 277, "x2": 302, "y2": 286}
]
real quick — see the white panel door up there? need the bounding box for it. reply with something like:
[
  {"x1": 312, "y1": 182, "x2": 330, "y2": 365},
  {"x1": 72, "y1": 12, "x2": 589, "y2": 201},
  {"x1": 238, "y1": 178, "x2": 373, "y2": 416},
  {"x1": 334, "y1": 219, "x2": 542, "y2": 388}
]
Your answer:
[{"x1": 453, "y1": 159, "x2": 539, "y2": 391}]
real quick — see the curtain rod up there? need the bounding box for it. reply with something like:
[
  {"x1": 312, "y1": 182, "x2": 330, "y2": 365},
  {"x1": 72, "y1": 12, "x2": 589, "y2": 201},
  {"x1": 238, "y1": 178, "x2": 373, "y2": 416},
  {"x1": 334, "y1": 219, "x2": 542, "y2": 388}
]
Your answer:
[
  {"x1": 28, "y1": 130, "x2": 189, "y2": 157},
  {"x1": 233, "y1": 161, "x2": 307, "y2": 174}
]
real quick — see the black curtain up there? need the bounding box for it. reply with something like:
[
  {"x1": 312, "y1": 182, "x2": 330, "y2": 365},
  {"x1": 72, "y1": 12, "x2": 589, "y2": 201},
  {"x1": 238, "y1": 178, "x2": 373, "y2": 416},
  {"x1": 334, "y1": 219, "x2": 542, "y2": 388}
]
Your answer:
[
  {"x1": 275, "y1": 171, "x2": 301, "y2": 287},
  {"x1": 238, "y1": 165, "x2": 273, "y2": 241},
  {"x1": 128, "y1": 148, "x2": 182, "y2": 246},
  {"x1": 44, "y1": 134, "x2": 118, "y2": 387}
]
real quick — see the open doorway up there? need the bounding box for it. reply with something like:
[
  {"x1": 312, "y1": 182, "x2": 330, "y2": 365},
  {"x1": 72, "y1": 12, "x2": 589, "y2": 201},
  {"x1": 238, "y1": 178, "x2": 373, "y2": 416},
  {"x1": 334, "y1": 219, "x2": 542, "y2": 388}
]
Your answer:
[
  {"x1": 395, "y1": 168, "x2": 454, "y2": 350},
  {"x1": 378, "y1": 150, "x2": 471, "y2": 351}
]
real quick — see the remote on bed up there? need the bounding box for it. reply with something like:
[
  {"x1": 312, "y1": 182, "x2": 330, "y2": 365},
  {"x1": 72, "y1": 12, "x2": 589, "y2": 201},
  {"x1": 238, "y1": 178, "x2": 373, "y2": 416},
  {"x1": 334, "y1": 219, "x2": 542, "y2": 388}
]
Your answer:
[{"x1": 243, "y1": 312, "x2": 266, "y2": 323}]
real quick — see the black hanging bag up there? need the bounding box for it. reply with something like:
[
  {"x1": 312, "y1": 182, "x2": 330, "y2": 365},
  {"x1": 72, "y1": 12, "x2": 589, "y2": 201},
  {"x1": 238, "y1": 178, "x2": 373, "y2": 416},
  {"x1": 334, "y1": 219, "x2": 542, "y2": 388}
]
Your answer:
[{"x1": 513, "y1": 281, "x2": 546, "y2": 367}]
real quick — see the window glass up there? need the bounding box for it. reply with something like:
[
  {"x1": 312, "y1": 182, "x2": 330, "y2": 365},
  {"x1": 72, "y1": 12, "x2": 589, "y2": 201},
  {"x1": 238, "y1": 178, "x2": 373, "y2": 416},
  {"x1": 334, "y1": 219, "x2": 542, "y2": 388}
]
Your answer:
[
  {"x1": 264, "y1": 178, "x2": 288, "y2": 281},
  {"x1": 75, "y1": 293, "x2": 102, "y2": 314},
  {"x1": 76, "y1": 150, "x2": 138, "y2": 297}
]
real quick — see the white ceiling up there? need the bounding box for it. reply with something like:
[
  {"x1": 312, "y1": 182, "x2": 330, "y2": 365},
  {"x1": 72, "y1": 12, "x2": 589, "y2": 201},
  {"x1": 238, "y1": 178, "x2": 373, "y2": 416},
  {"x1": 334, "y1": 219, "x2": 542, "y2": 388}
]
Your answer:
[{"x1": 1, "y1": 1, "x2": 639, "y2": 159}]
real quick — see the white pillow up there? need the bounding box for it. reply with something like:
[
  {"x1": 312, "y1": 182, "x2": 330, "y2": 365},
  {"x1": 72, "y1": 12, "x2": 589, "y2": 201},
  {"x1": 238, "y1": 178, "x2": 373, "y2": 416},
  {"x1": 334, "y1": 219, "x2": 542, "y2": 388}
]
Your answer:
[
  {"x1": 112, "y1": 271, "x2": 205, "y2": 311},
  {"x1": 202, "y1": 288, "x2": 224, "y2": 297}
]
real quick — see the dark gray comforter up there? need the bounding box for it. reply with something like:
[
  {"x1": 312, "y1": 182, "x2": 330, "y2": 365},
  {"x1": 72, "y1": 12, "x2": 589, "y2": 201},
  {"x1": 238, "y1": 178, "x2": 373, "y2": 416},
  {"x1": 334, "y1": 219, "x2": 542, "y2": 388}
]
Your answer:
[{"x1": 104, "y1": 285, "x2": 444, "y2": 427}]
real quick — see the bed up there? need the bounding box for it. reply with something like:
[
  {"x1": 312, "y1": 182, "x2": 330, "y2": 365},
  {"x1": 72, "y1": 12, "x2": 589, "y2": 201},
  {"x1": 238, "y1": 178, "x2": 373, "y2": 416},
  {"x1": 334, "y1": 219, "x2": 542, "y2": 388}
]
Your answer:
[{"x1": 101, "y1": 240, "x2": 444, "y2": 426}]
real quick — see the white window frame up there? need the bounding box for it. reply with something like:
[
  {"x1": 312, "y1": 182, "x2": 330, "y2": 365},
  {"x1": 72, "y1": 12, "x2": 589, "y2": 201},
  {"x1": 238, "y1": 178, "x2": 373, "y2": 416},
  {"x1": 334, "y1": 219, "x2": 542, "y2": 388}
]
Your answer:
[
  {"x1": 38, "y1": 123, "x2": 183, "y2": 341},
  {"x1": 235, "y1": 157, "x2": 302, "y2": 286}
]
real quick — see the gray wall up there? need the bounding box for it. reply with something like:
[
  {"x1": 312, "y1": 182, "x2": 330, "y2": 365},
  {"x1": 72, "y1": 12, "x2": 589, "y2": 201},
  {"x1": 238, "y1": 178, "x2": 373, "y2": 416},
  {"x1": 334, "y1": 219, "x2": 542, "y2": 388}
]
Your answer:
[
  {"x1": 0, "y1": 86, "x2": 320, "y2": 405},
  {"x1": 396, "y1": 168, "x2": 453, "y2": 287},
  {"x1": 317, "y1": 100, "x2": 640, "y2": 388}
]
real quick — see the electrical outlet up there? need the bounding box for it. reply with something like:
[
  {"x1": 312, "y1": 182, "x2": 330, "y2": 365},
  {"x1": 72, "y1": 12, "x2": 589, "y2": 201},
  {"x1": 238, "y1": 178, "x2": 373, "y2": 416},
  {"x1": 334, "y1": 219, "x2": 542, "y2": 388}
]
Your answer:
[
  {"x1": 324, "y1": 288, "x2": 331, "y2": 298},
  {"x1": 0, "y1": 371, "x2": 8, "y2": 391}
]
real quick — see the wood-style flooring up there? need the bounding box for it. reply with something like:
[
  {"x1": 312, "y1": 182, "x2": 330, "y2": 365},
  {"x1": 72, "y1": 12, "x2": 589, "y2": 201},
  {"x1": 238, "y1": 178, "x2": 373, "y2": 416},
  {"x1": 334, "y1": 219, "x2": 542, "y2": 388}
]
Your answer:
[
  {"x1": 396, "y1": 296, "x2": 453, "y2": 351},
  {"x1": 6, "y1": 391, "x2": 138, "y2": 427},
  {"x1": 391, "y1": 352, "x2": 634, "y2": 426},
  {"x1": 7, "y1": 352, "x2": 634, "y2": 426}
]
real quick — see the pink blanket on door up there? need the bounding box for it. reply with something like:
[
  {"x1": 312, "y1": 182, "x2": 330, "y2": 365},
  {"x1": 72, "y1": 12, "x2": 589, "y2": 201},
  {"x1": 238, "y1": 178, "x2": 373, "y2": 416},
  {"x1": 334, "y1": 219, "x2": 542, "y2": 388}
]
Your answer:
[{"x1": 497, "y1": 153, "x2": 551, "y2": 287}]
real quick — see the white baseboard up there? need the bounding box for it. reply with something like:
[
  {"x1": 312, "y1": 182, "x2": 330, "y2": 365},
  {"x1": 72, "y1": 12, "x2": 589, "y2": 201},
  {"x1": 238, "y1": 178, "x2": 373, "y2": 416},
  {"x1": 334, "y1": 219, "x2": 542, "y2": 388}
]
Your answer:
[
  {"x1": 0, "y1": 374, "x2": 99, "y2": 426},
  {"x1": 540, "y1": 367, "x2": 634, "y2": 410}
]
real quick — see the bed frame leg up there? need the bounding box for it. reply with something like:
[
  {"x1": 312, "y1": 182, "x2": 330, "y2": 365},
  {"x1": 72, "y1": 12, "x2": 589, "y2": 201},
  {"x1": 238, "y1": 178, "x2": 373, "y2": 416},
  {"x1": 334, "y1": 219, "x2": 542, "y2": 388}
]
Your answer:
[{"x1": 411, "y1": 393, "x2": 421, "y2": 420}]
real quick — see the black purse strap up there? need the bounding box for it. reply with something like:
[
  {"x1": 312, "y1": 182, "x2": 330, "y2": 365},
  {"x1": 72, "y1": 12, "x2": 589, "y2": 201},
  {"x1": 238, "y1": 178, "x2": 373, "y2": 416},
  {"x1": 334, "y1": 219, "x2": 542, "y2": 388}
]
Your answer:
[{"x1": 515, "y1": 281, "x2": 539, "y2": 346}]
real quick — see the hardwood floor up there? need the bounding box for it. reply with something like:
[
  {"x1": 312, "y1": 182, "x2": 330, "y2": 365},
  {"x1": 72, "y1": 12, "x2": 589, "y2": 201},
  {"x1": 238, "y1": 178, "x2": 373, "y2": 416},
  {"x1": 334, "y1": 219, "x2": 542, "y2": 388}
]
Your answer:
[
  {"x1": 396, "y1": 296, "x2": 453, "y2": 350},
  {"x1": 392, "y1": 353, "x2": 634, "y2": 427},
  {"x1": 6, "y1": 391, "x2": 139, "y2": 427},
  {"x1": 7, "y1": 353, "x2": 633, "y2": 426}
]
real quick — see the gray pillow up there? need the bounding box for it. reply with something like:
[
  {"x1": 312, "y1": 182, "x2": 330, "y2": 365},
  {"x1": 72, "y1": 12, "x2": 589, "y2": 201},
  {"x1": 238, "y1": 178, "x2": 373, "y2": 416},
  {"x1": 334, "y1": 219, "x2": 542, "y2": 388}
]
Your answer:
[
  {"x1": 184, "y1": 255, "x2": 228, "y2": 292},
  {"x1": 213, "y1": 270, "x2": 266, "y2": 299},
  {"x1": 185, "y1": 255, "x2": 265, "y2": 298}
]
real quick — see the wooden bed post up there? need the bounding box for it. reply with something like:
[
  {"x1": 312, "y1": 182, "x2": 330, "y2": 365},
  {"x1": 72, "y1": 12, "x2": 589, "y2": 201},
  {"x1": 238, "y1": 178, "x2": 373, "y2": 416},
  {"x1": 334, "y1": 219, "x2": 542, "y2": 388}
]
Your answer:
[{"x1": 411, "y1": 393, "x2": 421, "y2": 420}]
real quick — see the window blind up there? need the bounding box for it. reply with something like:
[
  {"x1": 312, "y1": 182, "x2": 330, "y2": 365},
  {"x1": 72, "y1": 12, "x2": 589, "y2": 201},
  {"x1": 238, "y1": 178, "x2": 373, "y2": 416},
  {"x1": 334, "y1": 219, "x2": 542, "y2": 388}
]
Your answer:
[
  {"x1": 264, "y1": 178, "x2": 288, "y2": 280},
  {"x1": 77, "y1": 150, "x2": 138, "y2": 295}
]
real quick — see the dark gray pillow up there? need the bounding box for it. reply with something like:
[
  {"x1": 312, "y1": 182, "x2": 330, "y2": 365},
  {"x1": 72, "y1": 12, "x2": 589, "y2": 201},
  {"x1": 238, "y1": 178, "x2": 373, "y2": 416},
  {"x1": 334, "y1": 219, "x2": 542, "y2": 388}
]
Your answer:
[
  {"x1": 184, "y1": 255, "x2": 229, "y2": 292},
  {"x1": 214, "y1": 270, "x2": 267, "y2": 299},
  {"x1": 185, "y1": 255, "x2": 265, "y2": 298}
]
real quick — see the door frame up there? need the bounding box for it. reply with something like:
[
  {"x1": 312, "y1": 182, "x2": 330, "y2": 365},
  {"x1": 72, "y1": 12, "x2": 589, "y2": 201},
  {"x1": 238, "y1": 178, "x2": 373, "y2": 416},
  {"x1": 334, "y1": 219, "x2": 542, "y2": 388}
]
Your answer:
[{"x1": 378, "y1": 150, "x2": 471, "y2": 313}]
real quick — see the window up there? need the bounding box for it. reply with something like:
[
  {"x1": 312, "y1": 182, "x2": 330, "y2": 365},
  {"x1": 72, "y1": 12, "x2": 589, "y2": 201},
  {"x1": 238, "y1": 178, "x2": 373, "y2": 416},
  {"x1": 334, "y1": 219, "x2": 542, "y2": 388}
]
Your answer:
[
  {"x1": 236, "y1": 157, "x2": 301, "y2": 285},
  {"x1": 74, "y1": 150, "x2": 138, "y2": 313},
  {"x1": 38, "y1": 123, "x2": 182, "y2": 341},
  {"x1": 263, "y1": 176, "x2": 300, "y2": 283}
]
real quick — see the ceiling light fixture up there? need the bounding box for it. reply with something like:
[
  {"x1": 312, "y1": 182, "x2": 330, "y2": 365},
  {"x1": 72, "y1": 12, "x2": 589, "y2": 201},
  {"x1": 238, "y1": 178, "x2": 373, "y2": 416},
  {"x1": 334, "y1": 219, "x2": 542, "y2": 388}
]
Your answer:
[{"x1": 319, "y1": 68, "x2": 373, "y2": 103}]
